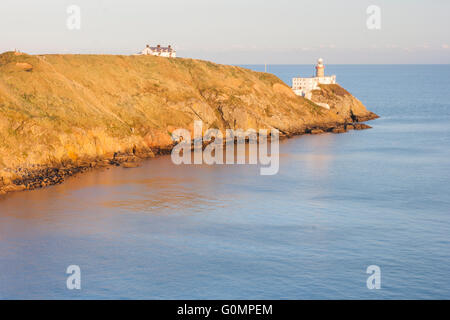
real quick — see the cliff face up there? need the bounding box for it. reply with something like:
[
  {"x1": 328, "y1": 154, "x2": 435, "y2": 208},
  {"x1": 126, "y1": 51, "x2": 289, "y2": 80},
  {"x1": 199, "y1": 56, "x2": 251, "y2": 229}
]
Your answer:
[
  {"x1": 0, "y1": 52, "x2": 377, "y2": 194},
  {"x1": 310, "y1": 84, "x2": 378, "y2": 123}
]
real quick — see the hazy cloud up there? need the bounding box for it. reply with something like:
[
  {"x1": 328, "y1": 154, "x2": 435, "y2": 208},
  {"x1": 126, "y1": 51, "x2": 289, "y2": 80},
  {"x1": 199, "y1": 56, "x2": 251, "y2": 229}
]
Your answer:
[{"x1": 0, "y1": 0, "x2": 449, "y2": 63}]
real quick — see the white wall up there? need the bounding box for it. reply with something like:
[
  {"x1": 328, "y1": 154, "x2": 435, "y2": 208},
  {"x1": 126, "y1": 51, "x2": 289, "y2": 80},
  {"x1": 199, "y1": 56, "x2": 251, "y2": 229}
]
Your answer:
[{"x1": 292, "y1": 76, "x2": 336, "y2": 97}]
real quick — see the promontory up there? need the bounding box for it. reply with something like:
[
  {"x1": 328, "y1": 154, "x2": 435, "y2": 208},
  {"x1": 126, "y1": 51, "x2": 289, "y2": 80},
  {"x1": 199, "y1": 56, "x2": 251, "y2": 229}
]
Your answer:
[{"x1": 0, "y1": 52, "x2": 378, "y2": 194}]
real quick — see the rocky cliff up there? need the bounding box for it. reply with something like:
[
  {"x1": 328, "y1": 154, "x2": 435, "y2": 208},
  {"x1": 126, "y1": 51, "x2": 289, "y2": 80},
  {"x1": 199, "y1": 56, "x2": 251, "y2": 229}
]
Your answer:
[{"x1": 0, "y1": 52, "x2": 378, "y2": 194}]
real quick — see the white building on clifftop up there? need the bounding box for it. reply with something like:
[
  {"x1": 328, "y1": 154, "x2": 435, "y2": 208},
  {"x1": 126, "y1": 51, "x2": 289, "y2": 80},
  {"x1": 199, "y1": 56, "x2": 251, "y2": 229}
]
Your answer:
[
  {"x1": 140, "y1": 44, "x2": 176, "y2": 58},
  {"x1": 292, "y1": 58, "x2": 336, "y2": 99}
]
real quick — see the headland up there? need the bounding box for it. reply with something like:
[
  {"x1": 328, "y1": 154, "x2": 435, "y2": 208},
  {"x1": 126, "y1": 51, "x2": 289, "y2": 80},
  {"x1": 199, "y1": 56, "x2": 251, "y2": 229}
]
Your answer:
[{"x1": 0, "y1": 51, "x2": 378, "y2": 195}]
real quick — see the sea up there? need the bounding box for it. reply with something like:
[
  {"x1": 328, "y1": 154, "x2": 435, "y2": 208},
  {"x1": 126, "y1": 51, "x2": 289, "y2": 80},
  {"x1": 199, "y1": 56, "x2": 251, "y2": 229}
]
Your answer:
[{"x1": 0, "y1": 65, "x2": 449, "y2": 299}]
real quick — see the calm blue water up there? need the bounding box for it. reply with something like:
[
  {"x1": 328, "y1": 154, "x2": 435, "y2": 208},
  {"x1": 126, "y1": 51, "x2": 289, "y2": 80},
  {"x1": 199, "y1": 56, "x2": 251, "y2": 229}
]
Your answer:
[{"x1": 0, "y1": 65, "x2": 449, "y2": 299}]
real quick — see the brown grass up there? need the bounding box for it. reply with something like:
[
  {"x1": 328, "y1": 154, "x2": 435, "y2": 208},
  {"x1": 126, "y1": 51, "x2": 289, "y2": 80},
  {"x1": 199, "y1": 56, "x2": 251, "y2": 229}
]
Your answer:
[{"x1": 0, "y1": 51, "x2": 364, "y2": 179}]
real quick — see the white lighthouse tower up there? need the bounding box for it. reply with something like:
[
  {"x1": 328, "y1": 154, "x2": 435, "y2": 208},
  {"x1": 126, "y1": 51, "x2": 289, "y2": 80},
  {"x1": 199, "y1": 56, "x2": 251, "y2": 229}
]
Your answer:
[
  {"x1": 315, "y1": 58, "x2": 325, "y2": 78},
  {"x1": 291, "y1": 58, "x2": 337, "y2": 100}
]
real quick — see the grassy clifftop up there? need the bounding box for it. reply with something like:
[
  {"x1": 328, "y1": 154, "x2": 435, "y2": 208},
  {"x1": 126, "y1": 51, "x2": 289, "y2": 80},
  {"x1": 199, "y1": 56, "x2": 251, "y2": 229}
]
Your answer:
[{"x1": 0, "y1": 51, "x2": 376, "y2": 193}]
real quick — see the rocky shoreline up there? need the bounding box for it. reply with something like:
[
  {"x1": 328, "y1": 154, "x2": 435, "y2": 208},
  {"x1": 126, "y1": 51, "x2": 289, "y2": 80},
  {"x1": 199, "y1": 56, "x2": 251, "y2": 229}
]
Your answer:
[
  {"x1": 0, "y1": 114, "x2": 378, "y2": 196},
  {"x1": 303, "y1": 113, "x2": 378, "y2": 135}
]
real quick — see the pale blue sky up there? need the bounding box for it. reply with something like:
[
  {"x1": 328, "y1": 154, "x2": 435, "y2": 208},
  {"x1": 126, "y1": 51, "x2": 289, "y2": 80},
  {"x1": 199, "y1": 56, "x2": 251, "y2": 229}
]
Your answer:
[{"x1": 1, "y1": 0, "x2": 449, "y2": 63}]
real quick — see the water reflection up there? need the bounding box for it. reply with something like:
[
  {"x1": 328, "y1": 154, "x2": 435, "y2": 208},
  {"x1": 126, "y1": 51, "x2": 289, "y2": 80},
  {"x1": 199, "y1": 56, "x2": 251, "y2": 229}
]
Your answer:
[
  {"x1": 101, "y1": 177, "x2": 224, "y2": 214},
  {"x1": 280, "y1": 133, "x2": 337, "y2": 179}
]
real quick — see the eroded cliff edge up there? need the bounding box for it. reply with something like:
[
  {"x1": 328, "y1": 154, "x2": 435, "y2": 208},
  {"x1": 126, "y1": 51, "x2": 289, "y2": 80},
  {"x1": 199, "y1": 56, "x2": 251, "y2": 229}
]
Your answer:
[{"x1": 0, "y1": 52, "x2": 378, "y2": 194}]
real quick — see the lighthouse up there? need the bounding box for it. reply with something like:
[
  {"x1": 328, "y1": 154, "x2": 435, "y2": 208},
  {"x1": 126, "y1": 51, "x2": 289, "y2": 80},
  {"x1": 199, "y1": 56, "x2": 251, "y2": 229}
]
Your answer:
[
  {"x1": 291, "y1": 58, "x2": 336, "y2": 99},
  {"x1": 315, "y1": 58, "x2": 325, "y2": 78}
]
